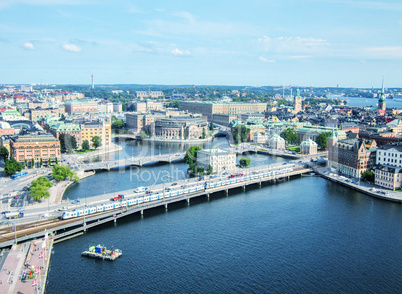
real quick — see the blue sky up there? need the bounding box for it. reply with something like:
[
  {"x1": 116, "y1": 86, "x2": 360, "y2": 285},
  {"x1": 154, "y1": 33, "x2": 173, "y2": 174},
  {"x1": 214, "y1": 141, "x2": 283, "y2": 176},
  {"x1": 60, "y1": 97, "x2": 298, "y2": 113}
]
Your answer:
[{"x1": 0, "y1": 0, "x2": 401, "y2": 87}]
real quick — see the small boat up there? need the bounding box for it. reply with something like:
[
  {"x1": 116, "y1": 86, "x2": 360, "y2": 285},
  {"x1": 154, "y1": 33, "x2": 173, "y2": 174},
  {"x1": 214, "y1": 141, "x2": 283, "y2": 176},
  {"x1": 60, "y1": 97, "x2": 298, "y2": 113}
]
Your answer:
[{"x1": 81, "y1": 245, "x2": 122, "y2": 261}]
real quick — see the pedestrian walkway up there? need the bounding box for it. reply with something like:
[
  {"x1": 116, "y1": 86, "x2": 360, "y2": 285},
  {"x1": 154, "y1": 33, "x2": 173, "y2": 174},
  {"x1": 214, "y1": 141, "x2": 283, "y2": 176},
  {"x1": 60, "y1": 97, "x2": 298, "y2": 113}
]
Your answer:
[{"x1": 0, "y1": 237, "x2": 53, "y2": 294}]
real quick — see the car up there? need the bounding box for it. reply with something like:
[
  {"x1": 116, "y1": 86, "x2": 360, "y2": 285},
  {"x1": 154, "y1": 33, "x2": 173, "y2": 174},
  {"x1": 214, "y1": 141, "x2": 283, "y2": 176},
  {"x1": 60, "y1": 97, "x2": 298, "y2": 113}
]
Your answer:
[
  {"x1": 10, "y1": 203, "x2": 16, "y2": 207},
  {"x1": 14, "y1": 195, "x2": 18, "y2": 199},
  {"x1": 145, "y1": 191, "x2": 152, "y2": 195},
  {"x1": 171, "y1": 183, "x2": 178, "y2": 186},
  {"x1": 1, "y1": 211, "x2": 10, "y2": 215}
]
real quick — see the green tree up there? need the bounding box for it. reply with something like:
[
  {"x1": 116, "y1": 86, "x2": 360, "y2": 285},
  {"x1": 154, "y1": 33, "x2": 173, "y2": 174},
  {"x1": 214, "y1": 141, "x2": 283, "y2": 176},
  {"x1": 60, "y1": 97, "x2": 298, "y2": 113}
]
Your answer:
[
  {"x1": 4, "y1": 158, "x2": 23, "y2": 175},
  {"x1": 209, "y1": 122, "x2": 214, "y2": 131},
  {"x1": 202, "y1": 128, "x2": 206, "y2": 139},
  {"x1": 0, "y1": 146, "x2": 9, "y2": 161},
  {"x1": 184, "y1": 145, "x2": 202, "y2": 168},
  {"x1": 40, "y1": 158, "x2": 43, "y2": 167},
  {"x1": 184, "y1": 129, "x2": 188, "y2": 140},
  {"x1": 29, "y1": 176, "x2": 53, "y2": 201},
  {"x1": 91, "y1": 136, "x2": 102, "y2": 149},
  {"x1": 52, "y1": 164, "x2": 79, "y2": 182},
  {"x1": 112, "y1": 120, "x2": 125, "y2": 130},
  {"x1": 361, "y1": 170, "x2": 375, "y2": 183},
  {"x1": 48, "y1": 158, "x2": 51, "y2": 166},
  {"x1": 239, "y1": 157, "x2": 251, "y2": 168},
  {"x1": 207, "y1": 164, "x2": 213, "y2": 175},
  {"x1": 280, "y1": 128, "x2": 298, "y2": 144},
  {"x1": 31, "y1": 158, "x2": 34, "y2": 168},
  {"x1": 316, "y1": 132, "x2": 332, "y2": 149},
  {"x1": 82, "y1": 140, "x2": 90, "y2": 151},
  {"x1": 233, "y1": 125, "x2": 248, "y2": 144},
  {"x1": 139, "y1": 131, "x2": 148, "y2": 139}
]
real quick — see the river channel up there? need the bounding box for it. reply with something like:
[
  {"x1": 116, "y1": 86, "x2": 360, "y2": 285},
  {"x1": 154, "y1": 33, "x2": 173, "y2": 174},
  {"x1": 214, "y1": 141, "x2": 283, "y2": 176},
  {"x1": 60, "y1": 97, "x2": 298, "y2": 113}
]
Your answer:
[{"x1": 45, "y1": 138, "x2": 402, "y2": 293}]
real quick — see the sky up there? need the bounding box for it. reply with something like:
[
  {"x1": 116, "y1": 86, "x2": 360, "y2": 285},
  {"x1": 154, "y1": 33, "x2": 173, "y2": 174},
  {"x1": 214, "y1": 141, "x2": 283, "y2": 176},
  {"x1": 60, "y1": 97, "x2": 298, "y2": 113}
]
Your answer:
[{"x1": 0, "y1": 0, "x2": 401, "y2": 88}]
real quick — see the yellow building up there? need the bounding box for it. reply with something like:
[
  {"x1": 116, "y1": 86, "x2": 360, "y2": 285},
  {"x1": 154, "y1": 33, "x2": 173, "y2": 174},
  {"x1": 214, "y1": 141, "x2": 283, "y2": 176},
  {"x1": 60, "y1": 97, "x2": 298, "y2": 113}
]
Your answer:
[{"x1": 80, "y1": 121, "x2": 111, "y2": 147}]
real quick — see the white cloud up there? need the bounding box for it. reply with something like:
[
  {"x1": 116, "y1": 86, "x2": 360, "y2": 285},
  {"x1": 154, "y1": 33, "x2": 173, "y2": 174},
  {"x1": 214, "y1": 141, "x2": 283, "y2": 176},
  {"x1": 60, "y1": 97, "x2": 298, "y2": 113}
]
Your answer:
[
  {"x1": 62, "y1": 43, "x2": 81, "y2": 52},
  {"x1": 256, "y1": 35, "x2": 328, "y2": 54},
  {"x1": 23, "y1": 42, "x2": 34, "y2": 50},
  {"x1": 171, "y1": 48, "x2": 190, "y2": 56},
  {"x1": 259, "y1": 56, "x2": 275, "y2": 63}
]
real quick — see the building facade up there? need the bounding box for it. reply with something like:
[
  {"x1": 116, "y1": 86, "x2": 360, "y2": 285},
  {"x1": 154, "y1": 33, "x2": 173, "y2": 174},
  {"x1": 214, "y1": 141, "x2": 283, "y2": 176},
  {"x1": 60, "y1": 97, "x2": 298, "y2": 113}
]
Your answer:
[
  {"x1": 197, "y1": 148, "x2": 236, "y2": 173},
  {"x1": 269, "y1": 134, "x2": 286, "y2": 150},
  {"x1": 300, "y1": 139, "x2": 318, "y2": 155},
  {"x1": 179, "y1": 101, "x2": 267, "y2": 121},
  {"x1": 64, "y1": 101, "x2": 98, "y2": 115},
  {"x1": 80, "y1": 121, "x2": 112, "y2": 147},
  {"x1": 10, "y1": 133, "x2": 61, "y2": 166},
  {"x1": 154, "y1": 117, "x2": 208, "y2": 139},
  {"x1": 328, "y1": 133, "x2": 377, "y2": 178}
]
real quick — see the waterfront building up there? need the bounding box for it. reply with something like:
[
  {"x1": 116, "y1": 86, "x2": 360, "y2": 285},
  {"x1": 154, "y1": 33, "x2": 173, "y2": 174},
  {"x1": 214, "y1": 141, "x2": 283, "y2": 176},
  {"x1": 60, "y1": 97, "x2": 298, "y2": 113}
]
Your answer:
[
  {"x1": 126, "y1": 113, "x2": 159, "y2": 133},
  {"x1": 375, "y1": 144, "x2": 402, "y2": 190},
  {"x1": 328, "y1": 132, "x2": 377, "y2": 178},
  {"x1": 179, "y1": 101, "x2": 267, "y2": 121},
  {"x1": 49, "y1": 122, "x2": 82, "y2": 146},
  {"x1": 10, "y1": 133, "x2": 61, "y2": 167},
  {"x1": 64, "y1": 100, "x2": 98, "y2": 115},
  {"x1": 197, "y1": 148, "x2": 236, "y2": 173},
  {"x1": 300, "y1": 139, "x2": 318, "y2": 155},
  {"x1": 269, "y1": 134, "x2": 285, "y2": 150},
  {"x1": 154, "y1": 117, "x2": 208, "y2": 139}
]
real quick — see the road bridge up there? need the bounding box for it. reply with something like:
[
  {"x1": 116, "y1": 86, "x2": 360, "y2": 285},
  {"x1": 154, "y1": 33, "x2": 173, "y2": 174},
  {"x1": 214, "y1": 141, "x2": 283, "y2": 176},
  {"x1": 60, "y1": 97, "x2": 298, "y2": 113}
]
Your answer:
[
  {"x1": 81, "y1": 152, "x2": 186, "y2": 171},
  {"x1": 0, "y1": 164, "x2": 312, "y2": 248}
]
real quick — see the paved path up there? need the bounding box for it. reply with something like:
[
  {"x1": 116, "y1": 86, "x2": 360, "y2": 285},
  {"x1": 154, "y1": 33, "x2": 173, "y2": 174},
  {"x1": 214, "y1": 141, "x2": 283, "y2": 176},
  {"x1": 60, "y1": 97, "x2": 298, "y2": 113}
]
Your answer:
[{"x1": 0, "y1": 238, "x2": 53, "y2": 294}]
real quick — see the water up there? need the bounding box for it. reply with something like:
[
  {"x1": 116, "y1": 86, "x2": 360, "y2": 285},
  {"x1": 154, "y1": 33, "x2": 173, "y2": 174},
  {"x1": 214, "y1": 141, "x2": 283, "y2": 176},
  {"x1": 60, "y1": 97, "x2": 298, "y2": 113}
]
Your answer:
[
  {"x1": 45, "y1": 140, "x2": 402, "y2": 293},
  {"x1": 331, "y1": 96, "x2": 402, "y2": 108}
]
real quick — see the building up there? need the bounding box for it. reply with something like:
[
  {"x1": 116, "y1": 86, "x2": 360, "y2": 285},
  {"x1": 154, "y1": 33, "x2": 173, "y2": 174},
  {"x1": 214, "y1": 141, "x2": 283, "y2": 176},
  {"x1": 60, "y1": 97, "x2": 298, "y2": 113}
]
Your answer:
[
  {"x1": 212, "y1": 114, "x2": 238, "y2": 126},
  {"x1": 0, "y1": 121, "x2": 15, "y2": 137},
  {"x1": 269, "y1": 134, "x2": 285, "y2": 150},
  {"x1": 253, "y1": 132, "x2": 268, "y2": 144},
  {"x1": 29, "y1": 107, "x2": 65, "y2": 121},
  {"x1": 49, "y1": 122, "x2": 82, "y2": 146},
  {"x1": 125, "y1": 113, "x2": 159, "y2": 132},
  {"x1": 10, "y1": 133, "x2": 61, "y2": 167},
  {"x1": 328, "y1": 132, "x2": 377, "y2": 178},
  {"x1": 98, "y1": 101, "x2": 114, "y2": 113},
  {"x1": 135, "y1": 91, "x2": 164, "y2": 99},
  {"x1": 197, "y1": 148, "x2": 236, "y2": 174},
  {"x1": 154, "y1": 117, "x2": 208, "y2": 139},
  {"x1": 378, "y1": 79, "x2": 386, "y2": 111},
  {"x1": 130, "y1": 100, "x2": 163, "y2": 113},
  {"x1": 80, "y1": 121, "x2": 111, "y2": 147},
  {"x1": 64, "y1": 100, "x2": 98, "y2": 115},
  {"x1": 374, "y1": 144, "x2": 402, "y2": 190},
  {"x1": 1, "y1": 109, "x2": 23, "y2": 121},
  {"x1": 113, "y1": 103, "x2": 122, "y2": 113},
  {"x1": 300, "y1": 139, "x2": 318, "y2": 155},
  {"x1": 179, "y1": 101, "x2": 267, "y2": 121},
  {"x1": 294, "y1": 88, "x2": 302, "y2": 113}
]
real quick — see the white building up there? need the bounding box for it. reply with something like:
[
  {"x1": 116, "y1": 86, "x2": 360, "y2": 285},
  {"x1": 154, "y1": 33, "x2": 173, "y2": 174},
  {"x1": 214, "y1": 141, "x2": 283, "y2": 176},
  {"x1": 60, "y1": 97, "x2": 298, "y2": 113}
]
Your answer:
[
  {"x1": 375, "y1": 144, "x2": 402, "y2": 190},
  {"x1": 269, "y1": 134, "x2": 285, "y2": 150},
  {"x1": 300, "y1": 139, "x2": 318, "y2": 155},
  {"x1": 197, "y1": 148, "x2": 236, "y2": 174},
  {"x1": 253, "y1": 132, "x2": 268, "y2": 144}
]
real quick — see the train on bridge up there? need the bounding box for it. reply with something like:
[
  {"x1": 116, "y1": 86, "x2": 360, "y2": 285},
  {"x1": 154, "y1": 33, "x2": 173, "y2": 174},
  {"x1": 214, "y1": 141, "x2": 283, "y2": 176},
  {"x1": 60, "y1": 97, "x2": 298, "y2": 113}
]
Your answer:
[{"x1": 60, "y1": 165, "x2": 295, "y2": 220}]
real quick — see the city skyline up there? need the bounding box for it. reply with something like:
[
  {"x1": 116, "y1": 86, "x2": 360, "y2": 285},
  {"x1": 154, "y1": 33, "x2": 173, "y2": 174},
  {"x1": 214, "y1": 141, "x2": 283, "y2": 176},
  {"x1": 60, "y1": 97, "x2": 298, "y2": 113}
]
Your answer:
[{"x1": 0, "y1": 0, "x2": 401, "y2": 87}]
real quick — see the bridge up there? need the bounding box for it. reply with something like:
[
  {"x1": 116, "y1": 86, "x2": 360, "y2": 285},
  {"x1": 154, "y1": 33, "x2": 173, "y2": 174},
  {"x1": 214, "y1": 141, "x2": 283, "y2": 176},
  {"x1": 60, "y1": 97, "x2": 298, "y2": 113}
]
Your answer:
[
  {"x1": 81, "y1": 152, "x2": 186, "y2": 171},
  {"x1": 0, "y1": 163, "x2": 312, "y2": 248}
]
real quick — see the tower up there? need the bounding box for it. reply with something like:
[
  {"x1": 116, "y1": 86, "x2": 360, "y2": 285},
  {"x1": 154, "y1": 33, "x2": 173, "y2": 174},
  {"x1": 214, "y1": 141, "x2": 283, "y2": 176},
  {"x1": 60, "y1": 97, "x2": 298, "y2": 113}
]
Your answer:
[
  {"x1": 294, "y1": 88, "x2": 302, "y2": 113},
  {"x1": 91, "y1": 74, "x2": 94, "y2": 89},
  {"x1": 378, "y1": 77, "x2": 386, "y2": 111}
]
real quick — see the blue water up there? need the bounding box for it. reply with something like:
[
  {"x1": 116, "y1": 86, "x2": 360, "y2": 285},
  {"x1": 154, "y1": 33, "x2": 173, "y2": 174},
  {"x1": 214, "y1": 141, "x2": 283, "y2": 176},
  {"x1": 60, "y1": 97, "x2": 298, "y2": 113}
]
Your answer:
[
  {"x1": 335, "y1": 96, "x2": 402, "y2": 108},
  {"x1": 45, "y1": 139, "x2": 402, "y2": 293},
  {"x1": 46, "y1": 178, "x2": 402, "y2": 293}
]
